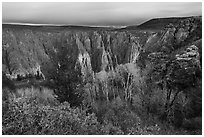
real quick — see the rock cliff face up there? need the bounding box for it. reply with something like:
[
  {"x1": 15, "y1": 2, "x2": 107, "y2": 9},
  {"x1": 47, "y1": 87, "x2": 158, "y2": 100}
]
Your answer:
[
  {"x1": 2, "y1": 16, "x2": 202, "y2": 84},
  {"x1": 2, "y1": 26, "x2": 149, "y2": 79},
  {"x1": 137, "y1": 16, "x2": 202, "y2": 89}
]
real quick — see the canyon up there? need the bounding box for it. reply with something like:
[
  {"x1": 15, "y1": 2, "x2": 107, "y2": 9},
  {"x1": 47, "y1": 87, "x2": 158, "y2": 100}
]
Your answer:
[
  {"x1": 2, "y1": 16, "x2": 201, "y2": 79},
  {"x1": 2, "y1": 16, "x2": 202, "y2": 134}
]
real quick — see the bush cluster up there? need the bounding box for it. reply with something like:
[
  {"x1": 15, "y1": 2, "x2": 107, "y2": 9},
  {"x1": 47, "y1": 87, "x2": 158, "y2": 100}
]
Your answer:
[{"x1": 2, "y1": 91, "x2": 128, "y2": 135}]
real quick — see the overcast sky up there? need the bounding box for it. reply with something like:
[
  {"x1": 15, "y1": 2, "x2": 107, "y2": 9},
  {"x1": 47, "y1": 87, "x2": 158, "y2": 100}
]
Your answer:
[{"x1": 2, "y1": 2, "x2": 202, "y2": 26}]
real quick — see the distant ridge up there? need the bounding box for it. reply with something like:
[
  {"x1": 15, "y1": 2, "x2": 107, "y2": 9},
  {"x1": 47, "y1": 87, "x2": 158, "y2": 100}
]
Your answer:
[
  {"x1": 3, "y1": 16, "x2": 201, "y2": 32},
  {"x1": 120, "y1": 16, "x2": 202, "y2": 31}
]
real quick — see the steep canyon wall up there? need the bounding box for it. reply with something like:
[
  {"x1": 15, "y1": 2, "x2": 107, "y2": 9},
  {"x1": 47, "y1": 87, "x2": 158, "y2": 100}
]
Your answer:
[{"x1": 2, "y1": 16, "x2": 202, "y2": 85}]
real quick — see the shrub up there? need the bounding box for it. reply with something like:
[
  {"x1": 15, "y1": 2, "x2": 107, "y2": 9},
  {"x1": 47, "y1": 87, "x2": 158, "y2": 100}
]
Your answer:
[{"x1": 2, "y1": 95, "x2": 123, "y2": 135}]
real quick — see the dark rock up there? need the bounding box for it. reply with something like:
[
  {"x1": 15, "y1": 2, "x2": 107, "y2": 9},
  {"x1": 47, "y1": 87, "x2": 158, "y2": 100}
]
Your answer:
[{"x1": 2, "y1": 16, "x2": 202, "y2": 93}]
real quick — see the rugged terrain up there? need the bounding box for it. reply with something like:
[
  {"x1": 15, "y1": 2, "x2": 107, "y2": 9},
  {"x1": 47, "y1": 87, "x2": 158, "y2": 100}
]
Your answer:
[
  {"x1": 2, "y1": 16, "x2": 201, "y2": 79},
  {"x1": 2, "y1": 16, "x2": 202, "y2": 134}
]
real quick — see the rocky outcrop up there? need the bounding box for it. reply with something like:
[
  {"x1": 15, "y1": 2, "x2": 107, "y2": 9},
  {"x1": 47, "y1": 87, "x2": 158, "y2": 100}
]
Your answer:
[
  {"x1": 2, "y1": 28, "x2": 148, "y2": 80},
  {"x1": 134, "y1": 17, "x2": 202, "y2": 125},
  {"x1": 168, "y1": 45, "x2": 201, "y2": 88},
  {"x1": 2, "y1": 16, "x2": 202, "y2": 84}
]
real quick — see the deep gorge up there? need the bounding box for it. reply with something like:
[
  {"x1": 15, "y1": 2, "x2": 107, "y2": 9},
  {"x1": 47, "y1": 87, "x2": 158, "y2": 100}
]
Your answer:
[{"x1": 2, "y1": 16, "x2": 202, "y2": 134}]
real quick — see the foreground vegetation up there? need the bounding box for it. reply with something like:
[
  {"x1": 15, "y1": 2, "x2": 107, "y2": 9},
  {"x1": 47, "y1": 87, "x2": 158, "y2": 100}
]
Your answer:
[
  {"x1": 2, "y1": 66, "x2": 201, "y2": 135},
  {"x1": 2, "y1": 88, "x2": 193, "y2": 135}
]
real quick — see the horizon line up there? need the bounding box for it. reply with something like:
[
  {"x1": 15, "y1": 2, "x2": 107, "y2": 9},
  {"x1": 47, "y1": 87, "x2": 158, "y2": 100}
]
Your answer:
[{"x1": 2, "y1": 15, "x2": 202, "y2": 27}]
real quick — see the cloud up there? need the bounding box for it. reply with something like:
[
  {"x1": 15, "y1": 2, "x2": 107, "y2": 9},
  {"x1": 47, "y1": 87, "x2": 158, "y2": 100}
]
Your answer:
[{"x1": 2, "y1": 2, "x2": 202, "y2": 26}]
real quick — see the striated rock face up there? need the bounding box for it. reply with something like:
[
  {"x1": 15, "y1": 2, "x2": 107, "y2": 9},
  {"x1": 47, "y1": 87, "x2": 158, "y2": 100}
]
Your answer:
[
  {"x1": 2, "y1": 16, "x2": 202, "y2": 85},
  {"x1": 2, "y1": 27, "x2": 148, "y2": 80},
  {"x1": 138, "y1": 16, "x2": 202, "y2": 93}
]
